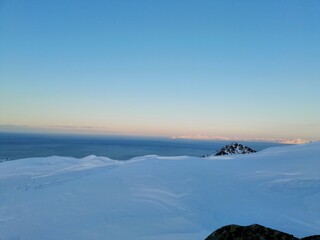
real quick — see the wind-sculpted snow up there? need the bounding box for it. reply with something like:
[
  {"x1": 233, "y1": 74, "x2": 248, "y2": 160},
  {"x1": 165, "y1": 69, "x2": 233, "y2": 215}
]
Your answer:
[{"x1": 0, "y1": 143, "x2": 319, "y2": 240}]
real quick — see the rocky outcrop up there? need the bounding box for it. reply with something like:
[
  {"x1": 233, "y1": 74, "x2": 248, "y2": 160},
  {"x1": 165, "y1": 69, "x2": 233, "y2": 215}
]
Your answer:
[
  {"x1": 214, "y1": 142, "x2": 256, "y2": 156},
  {"x1": 301, "y1": 236, "x2": 320, "y2": 240},
  {"x1": 205, "y1": 224, "x2": 320, "y2": 240}
]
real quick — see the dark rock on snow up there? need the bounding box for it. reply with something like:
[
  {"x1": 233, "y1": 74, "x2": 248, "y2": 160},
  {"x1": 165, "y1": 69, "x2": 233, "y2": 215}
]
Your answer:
[
  {"x1": 205, "y1": 224, "x2": 320, "y2": 240},
  {"x1": 214, "y1": 142, "x2": 256, "y2": 156},
  {"x1": 301, "y1": 236, "x2": 320, "y2": 240}
]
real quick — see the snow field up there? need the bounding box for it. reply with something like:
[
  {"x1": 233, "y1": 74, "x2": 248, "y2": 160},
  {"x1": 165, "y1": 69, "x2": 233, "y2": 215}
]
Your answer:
[{"x1": 0, "y1": 143, "x2": 319, "y2": 240}]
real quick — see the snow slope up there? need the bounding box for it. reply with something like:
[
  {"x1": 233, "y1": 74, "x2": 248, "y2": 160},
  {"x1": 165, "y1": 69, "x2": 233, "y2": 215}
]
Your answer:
[{"x1": 0, "y1": 143, "x2": 319, "y2": 240}]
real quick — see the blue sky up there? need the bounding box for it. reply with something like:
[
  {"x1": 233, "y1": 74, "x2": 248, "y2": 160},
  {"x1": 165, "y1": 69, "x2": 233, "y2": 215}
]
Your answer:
[{"x1": 0, "y1": 0, "x2": 319, "y2": 141}]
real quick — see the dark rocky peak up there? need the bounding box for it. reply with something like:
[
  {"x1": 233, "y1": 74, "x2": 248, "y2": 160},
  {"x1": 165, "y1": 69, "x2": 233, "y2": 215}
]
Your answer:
[
  {"x1": 214, "y1": 142, "x2": 256, "y2": 156},
  {"x1": 205, "y1": 224, "x2": 319, "y2": 240}
]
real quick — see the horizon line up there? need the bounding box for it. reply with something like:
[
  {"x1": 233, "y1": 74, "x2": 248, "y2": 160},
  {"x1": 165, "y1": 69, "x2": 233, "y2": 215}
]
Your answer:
[{"x1": 0, "y1": 126, "x2": 314, "y2": 145}]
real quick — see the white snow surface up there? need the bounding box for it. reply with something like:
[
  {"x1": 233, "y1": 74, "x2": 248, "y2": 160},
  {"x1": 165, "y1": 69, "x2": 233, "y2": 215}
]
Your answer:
[{"x1": 0, "y1": 143, "x2": 319, "y2": 240}]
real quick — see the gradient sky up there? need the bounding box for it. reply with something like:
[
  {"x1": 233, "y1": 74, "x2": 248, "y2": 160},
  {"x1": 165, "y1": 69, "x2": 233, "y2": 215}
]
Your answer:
[{"x1": 0, "y1": 0, "x2": 319, "y2": 141}]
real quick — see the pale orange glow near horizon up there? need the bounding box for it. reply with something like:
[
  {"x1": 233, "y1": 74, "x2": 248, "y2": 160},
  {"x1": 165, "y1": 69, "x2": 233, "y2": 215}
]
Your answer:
[{"x1": 0, "y1": 123, "x2": 317, "y2": 144}]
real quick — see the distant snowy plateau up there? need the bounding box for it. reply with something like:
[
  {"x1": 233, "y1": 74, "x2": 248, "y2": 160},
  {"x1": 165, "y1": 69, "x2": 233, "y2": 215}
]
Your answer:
[{"x1": 0, "y1": 143, "x2": 319, "y2": 240}]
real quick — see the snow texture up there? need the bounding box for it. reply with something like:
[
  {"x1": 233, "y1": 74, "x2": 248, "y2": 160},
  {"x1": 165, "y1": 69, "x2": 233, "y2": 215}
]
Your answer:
[{"x1": 0, "y1": 143, "x2": 319, "y2": 240}]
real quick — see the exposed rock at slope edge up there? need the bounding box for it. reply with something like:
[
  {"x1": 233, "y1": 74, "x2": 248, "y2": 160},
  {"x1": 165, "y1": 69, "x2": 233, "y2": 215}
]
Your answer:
[
  {"x1": 214, "y1": 142, "x2": 256, "y2": 156},
  {"x1": 205, "y1": 224, "x2": 320, "y2": 240}
]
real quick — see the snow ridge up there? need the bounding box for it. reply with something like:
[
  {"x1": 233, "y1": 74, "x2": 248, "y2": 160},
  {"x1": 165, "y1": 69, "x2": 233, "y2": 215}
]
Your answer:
[{"x1": 0, "y1": 143, "x2": 319, "y2": 240}]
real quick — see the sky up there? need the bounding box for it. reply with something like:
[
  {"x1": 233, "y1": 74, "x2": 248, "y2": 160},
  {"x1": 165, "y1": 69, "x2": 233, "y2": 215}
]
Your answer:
[{"x1": 0, "y1": 0, "x2": 319, "y2": 141}]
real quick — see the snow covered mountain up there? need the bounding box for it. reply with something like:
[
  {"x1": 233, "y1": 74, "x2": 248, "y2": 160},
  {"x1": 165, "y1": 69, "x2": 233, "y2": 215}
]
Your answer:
[
  {"x1": 214, "y1": 142, "x2": 256, "y2": 156},
  {"x1": 0, "y1": 143, "x2": 319, "y2": 240}
]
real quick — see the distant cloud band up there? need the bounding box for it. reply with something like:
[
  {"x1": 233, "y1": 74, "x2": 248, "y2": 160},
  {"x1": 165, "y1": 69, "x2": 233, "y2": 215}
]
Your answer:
[{"x1": 171, "y1": 135, "x2": 311, "y2": 144}]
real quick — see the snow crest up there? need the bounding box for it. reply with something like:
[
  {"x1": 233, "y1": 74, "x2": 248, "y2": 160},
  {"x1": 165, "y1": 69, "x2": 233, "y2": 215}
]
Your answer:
[{"x1": 0, "y1": 143, "x2": 319, "y2": 240}]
